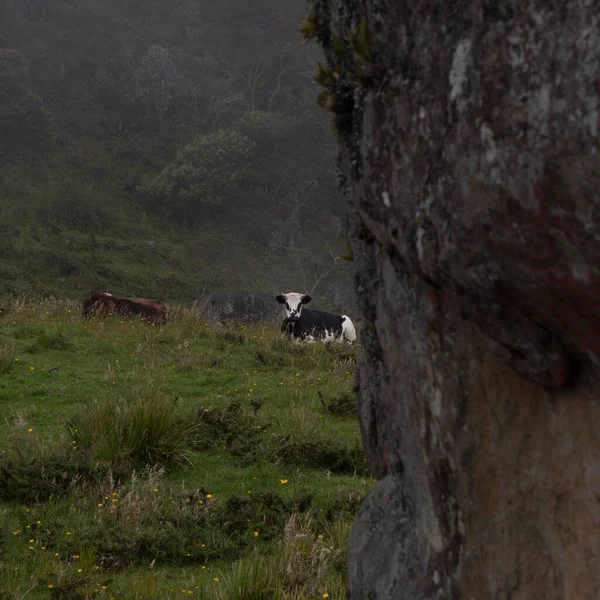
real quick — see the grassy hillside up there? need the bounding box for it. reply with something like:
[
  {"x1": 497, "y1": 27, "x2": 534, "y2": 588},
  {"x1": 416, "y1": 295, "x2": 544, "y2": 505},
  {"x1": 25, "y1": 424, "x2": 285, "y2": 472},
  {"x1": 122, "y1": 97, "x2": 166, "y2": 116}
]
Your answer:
[
  {"x1": 0, "y1": 299, "x2": 372, "y2": 599},
  {"x1": 0, "y1": 176, "x2": 351, "y2": 304}
]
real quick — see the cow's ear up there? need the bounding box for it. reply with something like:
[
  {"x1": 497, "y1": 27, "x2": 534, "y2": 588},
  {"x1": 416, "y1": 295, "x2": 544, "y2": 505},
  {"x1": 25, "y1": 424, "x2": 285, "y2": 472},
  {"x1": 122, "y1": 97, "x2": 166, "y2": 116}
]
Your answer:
[
  {"x1": 275, "y1": 295, "x2": 286, "y2": 304},
  {"x1": 301, "y1": 295, "x2": 311, "y2": 305}
]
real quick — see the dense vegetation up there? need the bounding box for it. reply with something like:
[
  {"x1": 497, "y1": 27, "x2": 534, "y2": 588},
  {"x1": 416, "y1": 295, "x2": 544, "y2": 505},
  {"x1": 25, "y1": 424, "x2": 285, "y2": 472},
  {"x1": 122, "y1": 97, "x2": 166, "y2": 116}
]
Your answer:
[
  {"x1": 0, "y1": 299, "x2": 371, "y2": 599},
  {"x1": 0, "y1": 0, "x2": 350, "y2": 302}
]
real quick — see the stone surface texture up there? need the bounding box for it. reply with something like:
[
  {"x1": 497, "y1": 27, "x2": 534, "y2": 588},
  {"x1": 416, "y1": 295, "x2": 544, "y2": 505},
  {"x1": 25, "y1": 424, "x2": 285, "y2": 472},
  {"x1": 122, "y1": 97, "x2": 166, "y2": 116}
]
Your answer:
[
  {"x1": 199, "y1": 290, "x2": 284, "y2": 324},
  {"x1": 311, "y1": 0, "x2": 600, "y2": 598}
]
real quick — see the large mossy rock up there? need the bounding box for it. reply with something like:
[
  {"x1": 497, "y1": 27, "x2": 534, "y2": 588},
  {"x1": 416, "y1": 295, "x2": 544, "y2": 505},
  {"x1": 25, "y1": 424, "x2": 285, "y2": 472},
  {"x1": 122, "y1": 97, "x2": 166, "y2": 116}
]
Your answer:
[{"x1": 310, "y1": 1, "x2": 600, "y2": 598}]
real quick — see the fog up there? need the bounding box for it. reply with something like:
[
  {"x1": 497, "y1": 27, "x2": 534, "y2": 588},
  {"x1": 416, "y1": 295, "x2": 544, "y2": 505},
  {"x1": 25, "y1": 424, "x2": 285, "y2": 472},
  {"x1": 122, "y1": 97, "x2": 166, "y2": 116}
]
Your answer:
[{"x1": 0, "y1": 0, "x2": 353, "y2": 307}]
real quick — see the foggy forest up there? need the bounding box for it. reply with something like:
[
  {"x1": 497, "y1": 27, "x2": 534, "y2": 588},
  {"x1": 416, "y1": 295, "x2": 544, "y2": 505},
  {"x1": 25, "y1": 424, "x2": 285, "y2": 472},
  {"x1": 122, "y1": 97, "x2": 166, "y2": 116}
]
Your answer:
[{"x1": 0, "y1": 0, "x2": 351, "y2": 304}]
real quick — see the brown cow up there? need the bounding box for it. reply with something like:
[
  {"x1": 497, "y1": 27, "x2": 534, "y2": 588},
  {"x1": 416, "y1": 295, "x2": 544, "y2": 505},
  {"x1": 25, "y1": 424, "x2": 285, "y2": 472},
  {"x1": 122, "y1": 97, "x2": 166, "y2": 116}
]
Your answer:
[{"x1": 82, "y1": 291, "x2": 170, "y2": 324}]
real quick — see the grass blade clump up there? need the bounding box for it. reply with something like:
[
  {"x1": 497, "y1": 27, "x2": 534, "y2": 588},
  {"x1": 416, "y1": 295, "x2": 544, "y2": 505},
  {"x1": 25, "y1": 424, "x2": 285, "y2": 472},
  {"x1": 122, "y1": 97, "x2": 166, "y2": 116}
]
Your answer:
[
  {"x1": 217, "y1": 552, "x2": 275, "y2": 599},
  {"x1": 35, "y1": 326, "x2": 75, "y2": 350},
  {"x1": 0, "y1": 344, "x2": 15, "y2": 375},
  {"x1": 211, "y1": 513, "x2": 351, "y2": 599},
  {"x1": 67, "y1": 392, "x2": 197, "y2": 468}
]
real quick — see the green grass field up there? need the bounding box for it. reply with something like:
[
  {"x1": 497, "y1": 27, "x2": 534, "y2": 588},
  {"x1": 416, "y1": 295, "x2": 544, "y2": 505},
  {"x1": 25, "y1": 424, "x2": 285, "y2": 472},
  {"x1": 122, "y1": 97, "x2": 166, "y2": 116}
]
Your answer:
[{"x1": 0, "y1": 299, "x2": 372, "y2": 599}]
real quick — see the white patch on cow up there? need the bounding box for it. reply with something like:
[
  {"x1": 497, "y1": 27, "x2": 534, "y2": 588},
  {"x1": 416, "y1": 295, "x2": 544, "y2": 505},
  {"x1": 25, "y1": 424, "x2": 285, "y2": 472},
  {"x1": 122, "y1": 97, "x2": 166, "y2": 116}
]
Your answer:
[
  {"x1": 382, "y1": 191, "x2": 391, "y2": 207},
  {"x1": 321, "y1": 329, "x2": 337, "y2": 343},
  {"x1": 341, "y1": 315, "x2": 357, "y2": 344}
]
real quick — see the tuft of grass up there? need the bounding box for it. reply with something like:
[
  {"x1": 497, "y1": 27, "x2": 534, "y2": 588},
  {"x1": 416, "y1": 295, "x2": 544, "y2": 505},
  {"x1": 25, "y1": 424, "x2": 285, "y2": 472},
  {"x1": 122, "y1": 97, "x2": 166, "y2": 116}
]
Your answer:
[
  {"x1": 34, "y1": 327, "x2": 75, "y2": 351},
  {"x1": 67, "y1": 392, "x2": 198, "y2": 468},
  {"x1": 0, "y1": 344, "x2": 15, "y2": 375},
  {"x1": 217, "y1": 551, "x2": 276, "y2": 599}
]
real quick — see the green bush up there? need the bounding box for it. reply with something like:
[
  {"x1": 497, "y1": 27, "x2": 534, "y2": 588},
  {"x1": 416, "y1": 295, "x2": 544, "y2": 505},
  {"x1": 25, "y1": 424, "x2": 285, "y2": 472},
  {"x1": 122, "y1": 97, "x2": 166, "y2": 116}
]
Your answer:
[
  {"x1": 270, "y1": 433, "x2": 367, "y2": 476},
  {"x1": 193, "y1": 399, "x2": 256, "y2": 451},
  {"x1": 222, "y1": 492, "x2": 292, "y2": 542},
  {"x1": 0, "y1": 434, "x2": 114, "y2": 503},
  {"x1": 320, "y1": 391, "x2": 356, "y2": 417}
]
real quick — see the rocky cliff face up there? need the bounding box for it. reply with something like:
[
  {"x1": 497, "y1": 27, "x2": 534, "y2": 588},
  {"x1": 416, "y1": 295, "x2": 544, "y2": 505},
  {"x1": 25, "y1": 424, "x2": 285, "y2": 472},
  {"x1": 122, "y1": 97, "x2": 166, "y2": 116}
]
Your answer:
[{"x1": 309, "y1": 1, "x2": 600, "y2": 597}]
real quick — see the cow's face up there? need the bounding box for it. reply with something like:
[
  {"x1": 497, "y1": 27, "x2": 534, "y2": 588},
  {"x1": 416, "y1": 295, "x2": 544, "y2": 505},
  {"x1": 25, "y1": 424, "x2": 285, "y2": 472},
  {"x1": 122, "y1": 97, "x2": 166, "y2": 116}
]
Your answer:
[{"x1": 275, "y1": 292, "x2": 311, "y2": 320}]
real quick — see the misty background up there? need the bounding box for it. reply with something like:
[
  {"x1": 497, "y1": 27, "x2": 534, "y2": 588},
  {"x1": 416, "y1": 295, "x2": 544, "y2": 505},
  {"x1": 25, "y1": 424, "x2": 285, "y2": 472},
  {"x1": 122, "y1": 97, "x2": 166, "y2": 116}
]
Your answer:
[{"x1": 0, "y1": 0, "x2": 354, "y2": 307}]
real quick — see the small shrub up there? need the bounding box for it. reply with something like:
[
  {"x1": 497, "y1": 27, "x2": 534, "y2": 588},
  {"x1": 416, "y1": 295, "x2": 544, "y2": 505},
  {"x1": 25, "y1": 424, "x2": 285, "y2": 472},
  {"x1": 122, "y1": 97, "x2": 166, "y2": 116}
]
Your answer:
[
  {"x1": 320, "y1": 391, "x2": 356, "y2": 417},
  {"x1": 270, "y1": 433, "x2": 367, "y2": 476},
  {"x1": 0, "y1": 432, "x2": 114, "y2": 503},
  {"x1": 193, "y1": 399, "x2": 256, "y2": 450},
  {"x1": 222, "y1": 491, "x2": 291, "y2": 541},
  {"x1": 317, "y1": 484, "x2": 369, "y2": 525}
]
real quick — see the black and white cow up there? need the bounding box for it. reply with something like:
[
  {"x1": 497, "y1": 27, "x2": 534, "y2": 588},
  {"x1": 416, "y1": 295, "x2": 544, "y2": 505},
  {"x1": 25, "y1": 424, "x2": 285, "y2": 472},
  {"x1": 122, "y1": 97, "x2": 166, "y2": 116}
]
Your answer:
[{"x1": 275, "y1": 292, "x2": 356, "y2": 344}]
